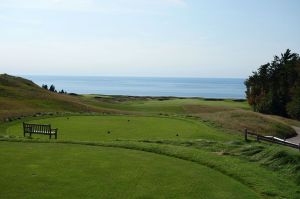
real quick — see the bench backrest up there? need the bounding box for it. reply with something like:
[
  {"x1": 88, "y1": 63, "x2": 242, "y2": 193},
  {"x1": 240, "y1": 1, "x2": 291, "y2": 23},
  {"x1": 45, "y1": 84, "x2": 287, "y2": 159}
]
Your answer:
[{"x1": 23, "y1": 123, "x2": 51, "y2": 134}]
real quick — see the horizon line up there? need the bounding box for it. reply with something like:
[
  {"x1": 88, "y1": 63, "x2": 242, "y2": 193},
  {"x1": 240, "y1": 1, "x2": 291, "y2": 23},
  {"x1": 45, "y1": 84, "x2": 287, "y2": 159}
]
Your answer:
[{"x1": 12, "y1": 73, "x2": 248, "y2": 79}]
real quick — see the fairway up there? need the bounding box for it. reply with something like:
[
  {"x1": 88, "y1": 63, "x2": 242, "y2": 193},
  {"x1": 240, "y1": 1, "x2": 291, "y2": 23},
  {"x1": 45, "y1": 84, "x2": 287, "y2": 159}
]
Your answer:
[
  {"x1": 0, "y1": 142, "x2": 259, "y2": 199},
  {"x1": 86, "y1": 97, "x2": 250, "y2": 114},
  {"x1": 6, "y1": 115, "x2": 232, "y2": 141}
]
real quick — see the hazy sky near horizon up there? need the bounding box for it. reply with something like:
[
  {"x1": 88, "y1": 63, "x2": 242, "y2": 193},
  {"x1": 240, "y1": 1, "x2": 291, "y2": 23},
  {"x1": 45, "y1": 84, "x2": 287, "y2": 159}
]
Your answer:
[{"x1": 0, "y1": 0, "x2": 300, "y2": 78}]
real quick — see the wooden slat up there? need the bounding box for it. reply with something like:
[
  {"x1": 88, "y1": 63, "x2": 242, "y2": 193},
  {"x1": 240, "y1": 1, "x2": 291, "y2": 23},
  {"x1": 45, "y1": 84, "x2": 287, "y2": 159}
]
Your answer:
[{"x1": 23, "y1": 123, "x2": 57, "y2": 139}]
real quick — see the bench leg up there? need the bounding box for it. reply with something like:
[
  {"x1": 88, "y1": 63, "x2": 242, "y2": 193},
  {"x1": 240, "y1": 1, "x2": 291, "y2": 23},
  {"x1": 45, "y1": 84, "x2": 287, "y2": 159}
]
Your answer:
[
  {"x1": 55, "y1": 133, "x2": 57, "y2": 139},
  {"x1": 49, "y1": 134, "x2": 52, "y2": 139},
  {"x1": 30, "y1": 133, "x2": 31, "y2": 137}
]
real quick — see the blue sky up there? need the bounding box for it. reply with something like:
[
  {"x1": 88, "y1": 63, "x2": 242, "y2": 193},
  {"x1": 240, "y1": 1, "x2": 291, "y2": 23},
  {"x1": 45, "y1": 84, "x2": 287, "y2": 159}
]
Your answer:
[{"x1": 0, "y1": 0, "x2": 300, "y2": 77}]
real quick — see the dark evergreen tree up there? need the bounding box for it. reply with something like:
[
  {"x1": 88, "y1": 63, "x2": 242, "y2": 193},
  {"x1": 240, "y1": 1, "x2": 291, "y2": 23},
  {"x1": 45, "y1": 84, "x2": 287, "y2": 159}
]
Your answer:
[
  {"x1": 49, "y1": 84, "x2": 56, "y2": 92},
  {"x1": 42, "y1": 84, "x2": 48, "y2": 90},
  {"x1": 245, "y1": 49, "x2": 300, "y2": 119},
  {"x1": 59, "y1": 89, "x2": 66, "y2": 94}
]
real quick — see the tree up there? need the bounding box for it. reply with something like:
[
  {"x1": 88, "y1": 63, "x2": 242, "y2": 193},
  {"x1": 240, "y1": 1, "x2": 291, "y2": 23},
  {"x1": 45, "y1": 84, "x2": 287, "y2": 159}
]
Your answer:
[
  {"x1": 286, "y1": 88, "x2": 300, "y2": 119},
  {"x1": 245, "y1": 49, "x2": 300, "y2": 119},
  {"x1": 42, "y1": 84, "x2": 48, "y2": 90},
  {"x1": 49, "y1": 84, "x2": 56, "y2": 92},
  {"x1": 59, "y1": 89, "x2": 66, "y2": 94}
]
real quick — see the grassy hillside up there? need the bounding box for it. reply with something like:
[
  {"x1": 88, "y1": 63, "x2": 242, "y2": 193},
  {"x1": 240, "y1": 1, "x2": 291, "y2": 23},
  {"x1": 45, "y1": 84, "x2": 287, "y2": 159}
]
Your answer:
[{"x1": 0, "y1": 74, "x2": 121, "y2": 122}]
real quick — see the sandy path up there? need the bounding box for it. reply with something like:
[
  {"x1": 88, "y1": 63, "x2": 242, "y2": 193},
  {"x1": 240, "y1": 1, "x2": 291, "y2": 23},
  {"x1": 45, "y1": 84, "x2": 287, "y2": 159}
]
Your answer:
[{"x1": 287, "y1": 126, "x2": 300, "y2": 144}]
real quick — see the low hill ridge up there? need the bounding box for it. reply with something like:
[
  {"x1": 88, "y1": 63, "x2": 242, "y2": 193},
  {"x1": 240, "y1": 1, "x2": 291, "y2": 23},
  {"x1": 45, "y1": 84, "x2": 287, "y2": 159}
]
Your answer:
[{"x1": 0, "y1": 74, "x2": 112, "y2": 121}]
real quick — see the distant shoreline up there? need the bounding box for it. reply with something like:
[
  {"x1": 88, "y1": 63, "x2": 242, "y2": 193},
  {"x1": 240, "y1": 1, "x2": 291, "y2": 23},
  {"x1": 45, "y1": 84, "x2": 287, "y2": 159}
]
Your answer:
[{"x1": 79, "y1": 94, "x2": 247, "y2": 101}]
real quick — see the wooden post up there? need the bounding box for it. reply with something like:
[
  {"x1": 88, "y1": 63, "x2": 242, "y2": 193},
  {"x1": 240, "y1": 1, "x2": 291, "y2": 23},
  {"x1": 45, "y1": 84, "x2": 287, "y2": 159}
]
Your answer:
[
  {"x1": 244, "y1": 129, "x2": 248, "y2": 141},
  {"x1": 23, "y1": 122, "x2": 26, "y2": 137}
]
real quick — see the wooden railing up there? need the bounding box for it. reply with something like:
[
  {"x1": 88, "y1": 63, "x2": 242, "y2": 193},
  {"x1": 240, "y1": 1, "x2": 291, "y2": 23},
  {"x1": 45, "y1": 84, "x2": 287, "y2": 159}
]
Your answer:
[{"x1": 244, "y1": 129, "x2": 300, "y2": 151}]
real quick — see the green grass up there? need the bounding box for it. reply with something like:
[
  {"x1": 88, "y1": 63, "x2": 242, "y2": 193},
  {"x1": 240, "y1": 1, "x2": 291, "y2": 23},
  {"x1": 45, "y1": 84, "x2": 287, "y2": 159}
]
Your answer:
[
  {"x1": 1, "y1": 74, "x2": 300, "y2": 198},
  {"x1": 138, "y1": 139, "x2": 300, "y2": 188},
  {"x1": 0, "y1": 74, "x2": 296, "y2": 138},
  {"x1": 83, "y1": 96, "x2": 296, "y2": 137},
  {"x1": 84, "y1": 97, "x2": 251, "y2": 113},
  {"x1": 5, "y1": 115, "x2": 235, "y2": 141},
  {"x1": 2, "y1": 139, "x2": 300, "y2": 198},
  {"x1": 0, "y1": 141, "x2": 260, "y2": 199}
]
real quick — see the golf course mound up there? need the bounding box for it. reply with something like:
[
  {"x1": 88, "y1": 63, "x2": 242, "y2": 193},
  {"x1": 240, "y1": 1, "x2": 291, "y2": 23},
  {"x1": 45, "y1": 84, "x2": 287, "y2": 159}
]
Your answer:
[
  {"x1": 0, "y1": 142, "x2": 259, "y2": 199},
  {"x1": 5, "y1": 115, "x2": 230, "y2": 141}
]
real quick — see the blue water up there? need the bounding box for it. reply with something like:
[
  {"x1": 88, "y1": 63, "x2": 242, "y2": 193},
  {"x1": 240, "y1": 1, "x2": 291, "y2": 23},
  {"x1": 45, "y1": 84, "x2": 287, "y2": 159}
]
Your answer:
[{"x1": 24, "y1": 76, "x2": 246, "y2": 99}]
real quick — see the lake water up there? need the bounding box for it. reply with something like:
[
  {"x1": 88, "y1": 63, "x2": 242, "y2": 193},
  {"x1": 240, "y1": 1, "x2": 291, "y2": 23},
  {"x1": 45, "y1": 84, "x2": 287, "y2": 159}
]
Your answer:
[{"x1": 24, "y1": 76, "x2": 246, "y2": 99}]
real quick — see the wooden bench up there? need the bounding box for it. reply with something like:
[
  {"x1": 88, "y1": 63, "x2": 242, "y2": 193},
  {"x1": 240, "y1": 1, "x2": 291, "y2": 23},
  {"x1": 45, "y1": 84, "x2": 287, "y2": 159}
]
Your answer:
[{"x1": 23, "y1": 123, "x2": 58, "y2": 139}]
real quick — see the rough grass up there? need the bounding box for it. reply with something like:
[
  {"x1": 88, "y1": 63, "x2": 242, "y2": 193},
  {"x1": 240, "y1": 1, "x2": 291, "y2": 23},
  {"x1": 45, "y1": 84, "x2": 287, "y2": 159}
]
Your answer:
[
  {"x1": 137, "y1": 139, "x2": 300, "y2": 187},
  {"x1": 84, "y1": 96, "x2": 250, "y2": 113},
  {"x1": 192, "y1": 110, "x2": 297, "y2": 138}
]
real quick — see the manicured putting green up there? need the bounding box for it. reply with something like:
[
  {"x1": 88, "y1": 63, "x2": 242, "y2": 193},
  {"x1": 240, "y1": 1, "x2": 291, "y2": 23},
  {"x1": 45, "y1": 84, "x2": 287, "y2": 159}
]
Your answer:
[
  {"x1": 6, "y1": 115, "x2": 231, "y2": 141},
  {"x1": 0, "y1": 142, "x2": 259, "y2": 199}
]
